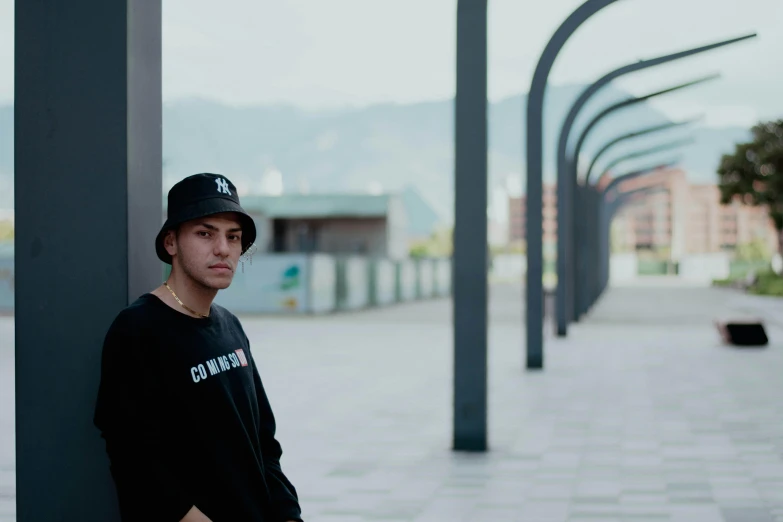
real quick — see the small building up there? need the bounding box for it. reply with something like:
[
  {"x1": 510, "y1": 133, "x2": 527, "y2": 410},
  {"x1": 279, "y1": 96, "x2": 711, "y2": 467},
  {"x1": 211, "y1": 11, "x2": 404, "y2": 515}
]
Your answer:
[{"x1": 240, "y1": 193, "x2": 409, "y2": 260}]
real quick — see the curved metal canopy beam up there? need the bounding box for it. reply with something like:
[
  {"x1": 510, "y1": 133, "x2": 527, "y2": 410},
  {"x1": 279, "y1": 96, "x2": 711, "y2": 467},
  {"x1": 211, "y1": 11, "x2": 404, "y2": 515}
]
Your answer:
[
  {"x1": 556, "y1": 33, "x2": 754, "y2": 188},
  {"x1": 571, "y1": 74, "x2": 718, "y2": 182},
  {"x1": 584, "y1": 117, "x2": 701, "y2": 184},
  {"x1": 593, "y1": 137, "x2": 695, "y2": 186},
  {"x1": 603, "y1": 159, "x2": 681, "y2": 196},
  {"x1": 525, "y1": 0, "x2": 621, "y2": 368},
  {"x1": 568, "y1": 76, "x2": 714, "y2": 322},
  {"x1": 554, "y1": 32, "x2": 756, "y2": 337}
]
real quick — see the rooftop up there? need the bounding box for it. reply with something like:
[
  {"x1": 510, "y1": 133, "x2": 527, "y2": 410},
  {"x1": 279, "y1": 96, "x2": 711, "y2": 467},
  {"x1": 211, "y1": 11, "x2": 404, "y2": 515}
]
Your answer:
[{"x1": 240, "y1": 193, "x2": 391, "y2": 219}]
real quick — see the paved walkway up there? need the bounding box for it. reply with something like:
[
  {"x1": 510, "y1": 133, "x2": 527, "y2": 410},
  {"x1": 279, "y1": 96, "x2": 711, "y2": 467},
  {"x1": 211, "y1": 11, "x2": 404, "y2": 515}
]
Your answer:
[{"x1": 2, "y1": 282, "x2": 783, "y2": 521}]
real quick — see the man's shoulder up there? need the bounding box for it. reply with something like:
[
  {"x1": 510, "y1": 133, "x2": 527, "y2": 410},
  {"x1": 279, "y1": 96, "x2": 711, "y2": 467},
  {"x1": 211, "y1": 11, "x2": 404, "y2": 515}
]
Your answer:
[
  {"x1": 106, "y1": 294, "x2": 164, "y2": 338},
  {"x1": 212, "y1": 303, "x2": 244, "y2": 330}
]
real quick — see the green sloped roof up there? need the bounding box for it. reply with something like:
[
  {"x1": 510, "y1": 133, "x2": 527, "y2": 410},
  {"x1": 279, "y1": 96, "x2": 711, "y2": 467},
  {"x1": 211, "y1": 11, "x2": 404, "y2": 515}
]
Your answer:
[
  {"x1": 400, "y1": 186, "x2": 442, "y2": 236},
  {"x1": 239, "y1": 194, "x2": 391, "y2": 219}
]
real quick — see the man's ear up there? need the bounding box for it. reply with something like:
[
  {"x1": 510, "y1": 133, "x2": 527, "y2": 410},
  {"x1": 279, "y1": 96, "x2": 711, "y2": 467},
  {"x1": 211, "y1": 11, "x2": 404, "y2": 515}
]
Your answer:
[{"x1": 164, "y1": 229, "x2": 178, "y2": 258}]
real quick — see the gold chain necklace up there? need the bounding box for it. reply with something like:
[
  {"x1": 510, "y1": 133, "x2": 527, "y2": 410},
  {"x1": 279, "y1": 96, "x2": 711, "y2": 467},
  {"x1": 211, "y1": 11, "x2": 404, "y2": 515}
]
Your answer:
[{"x1": 164, "y1": 281, "x2": 209, "y2": 318}]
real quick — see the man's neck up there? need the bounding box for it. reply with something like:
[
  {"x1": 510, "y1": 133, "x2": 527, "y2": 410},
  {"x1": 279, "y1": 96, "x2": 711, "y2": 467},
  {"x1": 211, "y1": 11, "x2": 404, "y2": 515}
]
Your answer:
[{"x1": 155, "y1": 272, "x2": 217, "y2": 318}]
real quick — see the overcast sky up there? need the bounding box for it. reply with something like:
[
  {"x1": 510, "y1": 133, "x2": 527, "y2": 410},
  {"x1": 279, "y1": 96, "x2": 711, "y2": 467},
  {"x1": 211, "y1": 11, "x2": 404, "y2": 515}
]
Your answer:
[{"x1": 1, "y1": 0, "x2": 781, "y2": 126}]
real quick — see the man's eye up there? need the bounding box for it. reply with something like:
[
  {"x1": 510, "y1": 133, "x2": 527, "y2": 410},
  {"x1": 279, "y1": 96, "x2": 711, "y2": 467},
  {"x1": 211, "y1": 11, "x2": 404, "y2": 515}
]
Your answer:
[
  {"x1": 198, "y1": 231, "x2": 210, "y2": 237},
  {"x1": 229, "y1": 235, "x2": 241, "y2": 241}
]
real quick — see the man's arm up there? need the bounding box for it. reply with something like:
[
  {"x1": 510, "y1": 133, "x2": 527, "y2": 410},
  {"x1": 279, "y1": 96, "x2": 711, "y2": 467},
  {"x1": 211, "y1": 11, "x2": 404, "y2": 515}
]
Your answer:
[
  {"x1": 94, "y1": 314, "x2": 196, "y2": 522},
  {"x1": 249, "y1": 356, "x2": 304, "y2": 522}
]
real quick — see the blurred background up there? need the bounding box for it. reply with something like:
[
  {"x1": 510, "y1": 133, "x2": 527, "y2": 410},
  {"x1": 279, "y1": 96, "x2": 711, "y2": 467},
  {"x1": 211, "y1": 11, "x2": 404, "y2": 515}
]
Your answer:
[
  {"x1": 3, "y1": 2, "x2": 783, "y2": 521},
  {"x1": 2, "y1": 1, "x2": 782, "y2": 309}
]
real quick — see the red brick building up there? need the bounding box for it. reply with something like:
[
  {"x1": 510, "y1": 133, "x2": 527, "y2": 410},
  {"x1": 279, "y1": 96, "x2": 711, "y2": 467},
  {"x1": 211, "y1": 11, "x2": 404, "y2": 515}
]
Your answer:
[{"x1": 508, "y1": 167, "x2": 778, "y2": 258}]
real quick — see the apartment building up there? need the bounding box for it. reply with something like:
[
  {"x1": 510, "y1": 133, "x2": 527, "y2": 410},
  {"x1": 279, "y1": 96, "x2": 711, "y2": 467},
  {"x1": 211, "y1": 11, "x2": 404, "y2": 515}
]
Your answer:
[{"x1": 508, "y1": 167, "x2": 778, "y2": 257}]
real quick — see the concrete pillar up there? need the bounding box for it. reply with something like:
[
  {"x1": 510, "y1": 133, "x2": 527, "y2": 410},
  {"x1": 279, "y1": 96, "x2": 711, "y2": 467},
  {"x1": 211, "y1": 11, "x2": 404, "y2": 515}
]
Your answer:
[{"x1": 14, "y1": 1, "x2": 161, "y2": 519}]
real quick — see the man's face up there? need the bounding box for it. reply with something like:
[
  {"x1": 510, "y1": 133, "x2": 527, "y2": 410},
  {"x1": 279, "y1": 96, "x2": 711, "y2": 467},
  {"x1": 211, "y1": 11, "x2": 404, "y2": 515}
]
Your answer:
[{"x1": 166, "y1": 213, "x2": 244, "y2": 290}]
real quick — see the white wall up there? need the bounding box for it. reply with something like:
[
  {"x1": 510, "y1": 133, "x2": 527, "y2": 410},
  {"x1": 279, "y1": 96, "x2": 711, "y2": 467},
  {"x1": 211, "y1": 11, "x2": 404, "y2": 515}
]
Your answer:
[
  {"x1": 435, "y1": 259, "x2": 452, "y2": 296},
  {"x1": 678, "y1": 252, "x2": 730, "y2": 283},
  {"x1": 309, "y1": 254, "x2": 337, "y2": 314},
  {"x1": 609, "y1": 253, "x2": 638, "y2": 284},
  {"x1": 492, "y1": 254, "x2": 527, "y2": 280},
  {"x1": 418, "y1": 260, "x2": 435, "y2": 298},
  {"x1": 375, "y1": 259, "x2": 397, "y2": 305},
  {"x1": 343, "y1": 257, "x2": 370, "y2": 309},
  {"x1": 399, "y1": 260, "x2": 417, "y2": 301}
]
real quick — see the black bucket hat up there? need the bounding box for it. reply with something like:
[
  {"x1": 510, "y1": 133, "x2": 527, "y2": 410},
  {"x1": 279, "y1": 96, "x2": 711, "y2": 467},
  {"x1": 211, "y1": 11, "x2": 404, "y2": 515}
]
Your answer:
[{"x1": 156, "y1": 173, "x2": 257, "y2": 264}]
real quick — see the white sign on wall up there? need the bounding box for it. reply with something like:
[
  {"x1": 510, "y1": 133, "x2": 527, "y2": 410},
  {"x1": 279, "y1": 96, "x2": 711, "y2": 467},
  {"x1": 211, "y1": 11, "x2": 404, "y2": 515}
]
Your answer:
[{"x1": 215, "y1": 254, "x2": 309, "y2": 313}]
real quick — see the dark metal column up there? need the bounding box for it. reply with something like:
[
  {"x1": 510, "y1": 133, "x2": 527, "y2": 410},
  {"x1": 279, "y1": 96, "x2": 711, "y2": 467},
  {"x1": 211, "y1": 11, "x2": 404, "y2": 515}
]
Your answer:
[
  {"x1": 588, "y1": 186, "x2": 601, "y2": 311},
  {"x1": 595, "y1": 187, "x2": 607, "y2": 304},
  {"x1": 578, "y1": 137, "x2": 693, "y2": 316},
  {"x1": 15, "y1": 1, "x2": 162, "y2": 520},
  {"x1": 599, "y1": 190, "x2": 612, "y2": 298},
  {"x1": 577, "y1": 184, "x2": 600, "y2": 318},
  {"x1": 554, "y1": 33, "x2": 755, "y2": 335},
  {"x1": 588, "y1": 188, "x2": 598, "y2": 310},
  {"x1": 570, "y1": 74, "x2": 717, "y2": 319},
  {"x1": 453, "y1": 0, "x2": 488, "y2": 452},
  {"x1": 527, "y1": 0, "x2": 618, "y2": 368},
  {"x1": 572, "y1": 182, "x2": 585, "y2": 321}
]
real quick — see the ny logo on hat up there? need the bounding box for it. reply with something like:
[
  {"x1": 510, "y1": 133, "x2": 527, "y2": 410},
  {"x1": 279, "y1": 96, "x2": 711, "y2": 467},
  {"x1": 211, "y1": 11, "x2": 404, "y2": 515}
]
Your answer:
[{"x1": 215, "y1": 177, "x2": 232, "y2": 195}]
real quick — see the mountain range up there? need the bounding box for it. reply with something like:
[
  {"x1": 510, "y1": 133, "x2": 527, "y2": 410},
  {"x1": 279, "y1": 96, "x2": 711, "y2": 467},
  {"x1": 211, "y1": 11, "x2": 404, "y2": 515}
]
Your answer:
[{"x1": 0, "y1": 83, "x2": 752, "y2": 223}]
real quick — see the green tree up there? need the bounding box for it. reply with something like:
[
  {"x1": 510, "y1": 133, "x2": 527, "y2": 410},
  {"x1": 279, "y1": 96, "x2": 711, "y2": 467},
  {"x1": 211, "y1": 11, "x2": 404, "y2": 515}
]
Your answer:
[
  {"x1": 0, "y1": 220, "x2": 13, "y2": 241},
  {"x1": 735, "y1": 237, "x2": 771, "y2": 262},
  {"x1": 717, "y1": 119, "x2": 783, "y2": 254},
  {"x1": 409, "y1": 227, "x2": 453, "y2": 258},
  {"x1": 409, "y1": 244, "x2": 429, "y2": 258}
]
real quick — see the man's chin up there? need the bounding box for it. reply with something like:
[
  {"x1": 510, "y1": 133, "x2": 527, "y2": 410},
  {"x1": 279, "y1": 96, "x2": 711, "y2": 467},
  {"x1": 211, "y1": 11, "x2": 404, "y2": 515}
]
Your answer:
[
  {"x1": 203, "y1": 275, "x2": 234, "y2": 290},
  {"x1": 213, "y1": 279, "x2": 233, "y2": 290}
]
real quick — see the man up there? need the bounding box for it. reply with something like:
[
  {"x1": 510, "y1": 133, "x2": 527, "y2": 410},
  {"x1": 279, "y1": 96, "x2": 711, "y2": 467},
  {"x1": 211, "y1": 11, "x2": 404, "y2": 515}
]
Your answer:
[{"x1": 94, "y1": 173, "x2": 303, "y2": 522}]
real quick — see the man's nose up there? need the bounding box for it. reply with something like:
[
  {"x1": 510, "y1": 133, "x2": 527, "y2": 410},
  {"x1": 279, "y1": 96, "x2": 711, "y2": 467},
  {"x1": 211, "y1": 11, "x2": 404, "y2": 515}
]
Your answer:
[{"x1": 214, "y1": 236, "x2": 231, "y2": 256}]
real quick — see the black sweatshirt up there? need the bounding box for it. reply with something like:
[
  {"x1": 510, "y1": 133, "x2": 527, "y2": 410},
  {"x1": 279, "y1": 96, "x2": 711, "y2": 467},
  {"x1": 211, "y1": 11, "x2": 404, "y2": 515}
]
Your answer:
[{"x1": 93, "y1": 293, "x2": 303, "y2": 522}]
